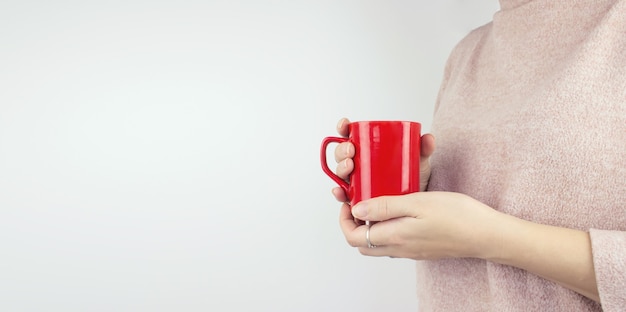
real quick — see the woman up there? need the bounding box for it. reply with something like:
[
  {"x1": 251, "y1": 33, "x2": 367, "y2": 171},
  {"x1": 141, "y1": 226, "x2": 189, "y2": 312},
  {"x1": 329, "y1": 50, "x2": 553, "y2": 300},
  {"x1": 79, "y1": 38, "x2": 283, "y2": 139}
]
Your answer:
[{"x1": 330, "y1": 0, "x2": 625, "y2": 310}]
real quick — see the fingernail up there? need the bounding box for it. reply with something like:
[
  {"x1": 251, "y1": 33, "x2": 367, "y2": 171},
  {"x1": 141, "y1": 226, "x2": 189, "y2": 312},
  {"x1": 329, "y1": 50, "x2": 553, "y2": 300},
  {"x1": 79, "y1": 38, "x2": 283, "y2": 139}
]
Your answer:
[
  {"x1": 342, "y1": 159, "x2": 348, "y2": 169},
  {"x1": 345, "y1": 144, "x2": 351, "y2": 156},
  {"x1": 352, "y1": 203, "x2": 367, "y2": 218}
]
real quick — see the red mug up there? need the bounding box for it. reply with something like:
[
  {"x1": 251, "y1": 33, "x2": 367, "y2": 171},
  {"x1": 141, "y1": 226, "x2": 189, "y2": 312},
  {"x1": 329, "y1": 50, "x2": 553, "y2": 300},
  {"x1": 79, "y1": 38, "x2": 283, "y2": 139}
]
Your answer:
[{"x1": 321, "y1": 121, "x2": 421, "y2": 206}]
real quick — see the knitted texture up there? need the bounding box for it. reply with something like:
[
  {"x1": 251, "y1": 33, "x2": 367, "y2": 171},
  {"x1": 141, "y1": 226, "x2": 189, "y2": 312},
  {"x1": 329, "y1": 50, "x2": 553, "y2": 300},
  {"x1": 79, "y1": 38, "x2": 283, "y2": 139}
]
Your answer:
[{"x1": 422, "y1": 0, "x2": 626, "y2": 310}]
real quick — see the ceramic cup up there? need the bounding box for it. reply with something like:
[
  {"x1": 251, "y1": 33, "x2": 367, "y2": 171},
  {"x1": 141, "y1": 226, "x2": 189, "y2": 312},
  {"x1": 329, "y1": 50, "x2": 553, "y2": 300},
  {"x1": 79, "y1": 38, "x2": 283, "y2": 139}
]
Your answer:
[{"x1": 320, "y1": 120, "x2": 421, "y2": 206}]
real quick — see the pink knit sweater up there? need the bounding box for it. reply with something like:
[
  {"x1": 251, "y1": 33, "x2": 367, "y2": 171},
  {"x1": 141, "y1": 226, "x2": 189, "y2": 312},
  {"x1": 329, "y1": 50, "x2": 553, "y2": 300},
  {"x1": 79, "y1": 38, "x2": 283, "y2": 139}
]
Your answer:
[{"x1": 422, "y1": 0, "x2": 626, "y2": 311}]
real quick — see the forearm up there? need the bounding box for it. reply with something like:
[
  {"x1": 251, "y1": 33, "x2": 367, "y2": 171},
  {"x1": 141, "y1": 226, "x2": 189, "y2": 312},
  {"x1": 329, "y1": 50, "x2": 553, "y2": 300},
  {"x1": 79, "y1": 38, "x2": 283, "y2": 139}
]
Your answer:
[{"x1": 484, "y1": 213, "x2": 599, "y2": 302}]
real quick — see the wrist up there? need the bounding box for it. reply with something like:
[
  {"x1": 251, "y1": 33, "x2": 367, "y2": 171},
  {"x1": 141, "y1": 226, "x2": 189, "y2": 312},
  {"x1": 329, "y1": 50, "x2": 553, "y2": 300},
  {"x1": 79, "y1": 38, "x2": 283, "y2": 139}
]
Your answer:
[
  {"x1": 453, "y1": 196, "x2": 517, "y2": 260},
  {"x1": 474, "y1": 209, "x2": 523, "y2": 262}
]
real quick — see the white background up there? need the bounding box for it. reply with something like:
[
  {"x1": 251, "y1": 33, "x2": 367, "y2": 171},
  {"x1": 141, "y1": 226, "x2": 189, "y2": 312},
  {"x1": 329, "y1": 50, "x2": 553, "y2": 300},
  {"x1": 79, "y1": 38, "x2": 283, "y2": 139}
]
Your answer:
[{"x1": 0, "y1": 1, "x2": 499, "y2": 311}]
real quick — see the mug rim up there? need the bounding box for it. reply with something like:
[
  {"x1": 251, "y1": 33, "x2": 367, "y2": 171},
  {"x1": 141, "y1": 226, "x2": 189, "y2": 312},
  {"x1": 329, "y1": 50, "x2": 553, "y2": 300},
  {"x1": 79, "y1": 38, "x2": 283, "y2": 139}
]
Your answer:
[{"x1": 350, "y1": 120, "x2": 421, "y2": 125}]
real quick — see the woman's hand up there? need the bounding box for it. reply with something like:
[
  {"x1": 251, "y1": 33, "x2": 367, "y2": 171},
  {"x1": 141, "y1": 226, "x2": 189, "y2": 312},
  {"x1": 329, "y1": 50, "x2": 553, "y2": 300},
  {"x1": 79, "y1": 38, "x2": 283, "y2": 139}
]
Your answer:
[
  {"x1": 339, "y1": 191, "x2": 600, "y2": 301},
  {"x1": 330, "y1": 117, "x2": 436, "y2": 203},
  {"x1": 339, "y1": 191, "x2": 503, "y2": 260},
  {"x1": 329, "y1": 118, "x2": 355, "y2": 203}
]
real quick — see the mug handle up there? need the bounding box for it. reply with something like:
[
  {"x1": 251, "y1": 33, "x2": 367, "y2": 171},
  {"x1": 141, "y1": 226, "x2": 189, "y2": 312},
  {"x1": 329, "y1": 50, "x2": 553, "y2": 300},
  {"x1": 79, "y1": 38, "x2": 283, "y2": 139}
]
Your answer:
[{"x1": 320, "y1": 136, "x2": 350, "y2": 194}]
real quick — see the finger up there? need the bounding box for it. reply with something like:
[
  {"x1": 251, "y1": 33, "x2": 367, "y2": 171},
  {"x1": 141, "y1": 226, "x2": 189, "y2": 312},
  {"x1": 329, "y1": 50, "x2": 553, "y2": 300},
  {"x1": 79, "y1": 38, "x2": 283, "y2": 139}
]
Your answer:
[
  {"x1": 420, "y1": 134, "x2": 436, "y2": 191},
  {"x1": 365, "y1": 217, "x2": 411, "y2": 247},
  {"x1": 336, "y1": 118, "x2": 351, "y2": 137},
  {"x1": 354, "y1": 217, "x2": 365, "y2": 226},
  {"x1": 340, "y1": 204, "x2": 378, "y2": 247},
  {"x1": 351, "y1": 195, "x2": 418, "y2": 221},
  {"x1": 420, "y1": 133, "x2": 436, "y2": 158},
  {"x1": 332, "y1": 187, "x2": 348, "y2": 203},
  {"x1": 334, "y1": 158, "x2": 354, "y2": 180},
  {"x1": 357, "y1": 245, "x2": 395, "y2": 257},
  {"x1": 356, "y1": 220, "x2": 403, "y2": 256},
  {"x1": 341, "y1": 207, "x2": 404, "y2": 256},
  {"x1": 339, "y1": 203, "x2": 363, "y2": 248},
  {"x1": 334, "y1": 142, "x2": 355, "y2": 163},
  {"x1": 356, "y1": 221, "x2": 399, "y2": 256}
]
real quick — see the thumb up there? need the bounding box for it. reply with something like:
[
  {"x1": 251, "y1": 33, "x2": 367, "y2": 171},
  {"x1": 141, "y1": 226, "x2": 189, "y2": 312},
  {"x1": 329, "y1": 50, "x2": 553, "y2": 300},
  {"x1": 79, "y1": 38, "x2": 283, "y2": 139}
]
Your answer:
[
  {"x1": 420, "y1": 133, "x2": 436, "y2": 192},
  {"x1": 351, "y1": 195, "x2": 417, "y2": 221}
]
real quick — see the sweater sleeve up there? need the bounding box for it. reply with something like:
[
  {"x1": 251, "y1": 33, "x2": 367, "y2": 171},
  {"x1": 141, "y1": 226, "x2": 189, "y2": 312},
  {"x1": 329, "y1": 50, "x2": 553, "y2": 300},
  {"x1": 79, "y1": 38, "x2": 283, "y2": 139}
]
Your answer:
[{"x1": 589, "y1": 229, "x2": 626, "y2": 311}]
